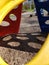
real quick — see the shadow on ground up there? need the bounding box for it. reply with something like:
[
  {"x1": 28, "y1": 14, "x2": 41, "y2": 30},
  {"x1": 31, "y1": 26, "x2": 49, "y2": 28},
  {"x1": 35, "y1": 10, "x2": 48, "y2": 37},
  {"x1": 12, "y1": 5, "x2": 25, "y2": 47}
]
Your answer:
[{"x1": 0, "y1": 32, "x2": 47, "y2": 53}]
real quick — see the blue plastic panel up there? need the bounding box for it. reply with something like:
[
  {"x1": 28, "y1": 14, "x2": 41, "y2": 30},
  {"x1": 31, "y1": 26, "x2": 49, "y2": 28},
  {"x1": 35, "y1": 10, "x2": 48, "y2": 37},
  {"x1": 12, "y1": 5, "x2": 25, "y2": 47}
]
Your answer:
[{"x1": 34, "y1": 0, "x2": 49, "y2": 33}]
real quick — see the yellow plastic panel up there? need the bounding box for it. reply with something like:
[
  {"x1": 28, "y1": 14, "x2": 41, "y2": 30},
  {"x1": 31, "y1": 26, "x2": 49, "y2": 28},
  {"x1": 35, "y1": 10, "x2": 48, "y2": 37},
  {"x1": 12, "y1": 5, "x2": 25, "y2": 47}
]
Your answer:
[
  {"x1": 0, "y1": 0, "x2": 25, "y2": 24},
  {"x1": 25, "y1": 34, "x2": 49, "y2": 65},
  {"x1": 0, "y1": 57, "x2": 8, "y2": 65}
]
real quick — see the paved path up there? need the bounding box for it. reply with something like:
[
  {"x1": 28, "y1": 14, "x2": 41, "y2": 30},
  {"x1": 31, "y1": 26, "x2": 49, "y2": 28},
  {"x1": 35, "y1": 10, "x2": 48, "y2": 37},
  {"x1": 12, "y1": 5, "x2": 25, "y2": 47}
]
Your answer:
[{"x1": 19, "y1": 15, "x2": 41, "y2": 33}]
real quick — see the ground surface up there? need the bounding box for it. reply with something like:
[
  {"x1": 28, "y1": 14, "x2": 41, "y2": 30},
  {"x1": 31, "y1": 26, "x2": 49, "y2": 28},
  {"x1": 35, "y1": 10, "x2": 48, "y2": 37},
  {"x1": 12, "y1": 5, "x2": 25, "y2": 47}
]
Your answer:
[{"x1": 0, "y1": 13, "x2": 47, "y2": 65}]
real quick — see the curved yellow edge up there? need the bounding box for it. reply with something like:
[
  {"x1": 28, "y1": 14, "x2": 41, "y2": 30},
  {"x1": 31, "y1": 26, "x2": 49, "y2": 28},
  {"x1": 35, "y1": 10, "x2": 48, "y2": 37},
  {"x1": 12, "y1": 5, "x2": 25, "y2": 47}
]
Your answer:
[
  {"x1": 0, "y1": 0, "x2": 25, "y2": 24},
  {"x1": 0, "y1": 57, "x2": 8, "y2": 65},
  {"x1": 25, "y1": 34, "x2": 49, "y2": 65},
  {"x1": 0, "y1": 0, "x2": 49, "y2": 65}
]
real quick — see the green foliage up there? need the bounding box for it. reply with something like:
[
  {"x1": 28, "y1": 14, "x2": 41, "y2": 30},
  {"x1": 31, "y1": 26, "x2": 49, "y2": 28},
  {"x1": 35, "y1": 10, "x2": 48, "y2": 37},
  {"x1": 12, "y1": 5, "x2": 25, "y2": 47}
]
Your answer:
[
  {"x1": 23, "y1": 3, "x2": 34, "y2": 11},
  {"x1": 31, "y1": 3, "x2": 35, "y2": 9}
]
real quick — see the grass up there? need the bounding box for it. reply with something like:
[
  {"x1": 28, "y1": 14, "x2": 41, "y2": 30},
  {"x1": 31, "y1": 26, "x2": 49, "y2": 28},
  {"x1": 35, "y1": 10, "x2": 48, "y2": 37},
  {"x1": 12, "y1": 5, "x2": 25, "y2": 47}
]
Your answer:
[{"x1": 23, "y1": 8, "x2": 34, "y2": 12}]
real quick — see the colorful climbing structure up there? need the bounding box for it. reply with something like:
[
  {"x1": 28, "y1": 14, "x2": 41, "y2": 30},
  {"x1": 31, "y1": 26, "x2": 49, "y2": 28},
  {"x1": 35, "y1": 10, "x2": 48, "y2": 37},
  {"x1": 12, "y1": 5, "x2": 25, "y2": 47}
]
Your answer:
[{"x1": 0, "y1": 0, "x2": 49, "y2": 65}]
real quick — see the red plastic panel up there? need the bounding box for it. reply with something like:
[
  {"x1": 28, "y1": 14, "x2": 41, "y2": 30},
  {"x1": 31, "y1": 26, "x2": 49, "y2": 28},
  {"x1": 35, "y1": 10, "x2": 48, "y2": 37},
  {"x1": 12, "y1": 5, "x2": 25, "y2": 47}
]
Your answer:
[{"x1": 0, "y1": 4, "x2": 22, "y2": 36}]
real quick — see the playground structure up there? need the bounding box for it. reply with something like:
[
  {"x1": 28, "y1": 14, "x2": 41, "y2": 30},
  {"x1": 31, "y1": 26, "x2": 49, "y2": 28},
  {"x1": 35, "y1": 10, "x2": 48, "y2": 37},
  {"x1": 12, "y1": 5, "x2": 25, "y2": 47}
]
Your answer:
[
  {"x1": 0, "y1": 0, "x2": 49, "y2": 65},
  {"x1": 34, "y1": 0, "x2": 49, "y2": 32}
]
